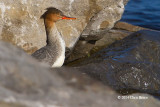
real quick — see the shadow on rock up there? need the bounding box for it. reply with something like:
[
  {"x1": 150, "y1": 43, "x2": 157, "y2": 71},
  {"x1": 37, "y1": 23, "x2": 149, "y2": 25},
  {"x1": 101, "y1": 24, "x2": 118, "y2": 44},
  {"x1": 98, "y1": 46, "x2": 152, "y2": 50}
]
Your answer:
[{"x1": 70, "y1": 30, "x2": 160, "y2": 95}]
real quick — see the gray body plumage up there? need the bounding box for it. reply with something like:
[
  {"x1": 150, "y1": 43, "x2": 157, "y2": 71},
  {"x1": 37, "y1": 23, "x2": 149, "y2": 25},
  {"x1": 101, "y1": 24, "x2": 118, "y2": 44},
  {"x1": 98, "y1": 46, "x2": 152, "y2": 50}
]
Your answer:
[
  {"x1": 32, "y1": 25, "x2": 65, "y2": 67},
  {"x1": 32, "y1": 45, "x2": 58, "y2": 66}
]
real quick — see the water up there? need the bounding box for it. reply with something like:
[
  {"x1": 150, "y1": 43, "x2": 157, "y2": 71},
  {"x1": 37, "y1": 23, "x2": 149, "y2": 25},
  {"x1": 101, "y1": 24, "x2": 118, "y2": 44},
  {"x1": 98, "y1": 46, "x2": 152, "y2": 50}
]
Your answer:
[{"x1": 121, "y1": 0, "x2": 160, "y2": 30}]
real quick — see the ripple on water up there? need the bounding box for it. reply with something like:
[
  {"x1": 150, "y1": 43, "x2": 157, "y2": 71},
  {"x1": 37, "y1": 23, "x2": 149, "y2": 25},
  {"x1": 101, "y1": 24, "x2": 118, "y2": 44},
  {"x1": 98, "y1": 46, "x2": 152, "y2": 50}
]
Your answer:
[{"x1": 121, "y1": 0, "x2": 160, "y2": 30}]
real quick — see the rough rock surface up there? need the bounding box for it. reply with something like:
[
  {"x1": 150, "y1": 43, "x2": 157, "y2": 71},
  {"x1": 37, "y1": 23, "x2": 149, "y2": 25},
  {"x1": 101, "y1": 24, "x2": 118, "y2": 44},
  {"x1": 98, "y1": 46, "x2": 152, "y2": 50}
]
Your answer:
[
  {"x1": 70, "y1": 30, "x2": 160, "y2": 95},
  {"x1": 0, "y1": 0, "x2": 128, "y2": 54},
  {"x1": 0, "y1": 40, "x2": 160, "y2": 106}
]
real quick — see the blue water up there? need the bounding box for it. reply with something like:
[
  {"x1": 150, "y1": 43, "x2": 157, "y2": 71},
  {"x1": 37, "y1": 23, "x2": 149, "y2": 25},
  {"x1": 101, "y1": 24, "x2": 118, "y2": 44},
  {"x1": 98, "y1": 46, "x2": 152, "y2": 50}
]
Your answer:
[{"x1": 121, "y1": 0, "x2": 160, "y2": 30}]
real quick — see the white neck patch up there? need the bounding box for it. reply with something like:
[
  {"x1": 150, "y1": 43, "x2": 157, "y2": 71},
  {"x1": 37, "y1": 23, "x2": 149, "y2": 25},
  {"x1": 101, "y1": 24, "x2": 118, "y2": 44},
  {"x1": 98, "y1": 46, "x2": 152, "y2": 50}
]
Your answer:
[{"x1": 51, "y1": 25, "x2": 65, "y2": 68}]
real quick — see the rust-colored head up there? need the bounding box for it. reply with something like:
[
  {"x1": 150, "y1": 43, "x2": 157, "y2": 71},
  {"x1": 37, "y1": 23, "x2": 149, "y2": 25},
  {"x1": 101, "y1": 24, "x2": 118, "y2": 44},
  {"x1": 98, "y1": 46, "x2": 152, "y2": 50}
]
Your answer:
[{"x1": 41, "y1": 7, "x2": 76, "y2": 22}]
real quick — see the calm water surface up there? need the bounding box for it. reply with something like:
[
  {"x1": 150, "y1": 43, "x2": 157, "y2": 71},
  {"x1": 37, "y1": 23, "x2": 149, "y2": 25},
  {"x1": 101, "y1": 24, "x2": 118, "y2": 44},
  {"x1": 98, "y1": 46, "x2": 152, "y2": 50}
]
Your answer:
[{"x1": 121, "y1": 0, "x2": 160, "y2": 30}]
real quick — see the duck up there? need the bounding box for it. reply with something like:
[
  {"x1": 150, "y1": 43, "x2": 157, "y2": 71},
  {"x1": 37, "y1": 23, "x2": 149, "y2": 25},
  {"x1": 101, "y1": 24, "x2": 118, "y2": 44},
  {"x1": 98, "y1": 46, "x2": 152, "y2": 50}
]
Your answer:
[{"x1": 32, "y1": 7, "x2": 76, "y2": 67}]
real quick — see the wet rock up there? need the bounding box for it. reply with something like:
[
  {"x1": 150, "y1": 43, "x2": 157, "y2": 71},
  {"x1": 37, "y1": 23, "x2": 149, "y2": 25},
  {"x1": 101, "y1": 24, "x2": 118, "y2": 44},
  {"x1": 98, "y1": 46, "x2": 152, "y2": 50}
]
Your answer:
[
  {"x1": 71, "y1": 30, "x2": 160, "y2": 95},
  {"x1": 0, "y1": 39, "x2": 160, "y2": 106},
  {"x1": 0, "y1": 0, "x2": 128, "y2": 54}
]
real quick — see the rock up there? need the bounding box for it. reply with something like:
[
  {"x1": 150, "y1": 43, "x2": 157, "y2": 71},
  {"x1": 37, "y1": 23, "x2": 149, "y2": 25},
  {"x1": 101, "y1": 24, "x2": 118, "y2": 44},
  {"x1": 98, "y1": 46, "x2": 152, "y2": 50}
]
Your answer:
[
  {"x1": 81, "y1": 0, "x2": 128, "y2": 36},
  {"x1": 129, "y1": 93, "x2": 160, "y2": 107},
  {"x1": 70, "y1": 30, "x2": 160, "y2": 95},
  {"x1": 0, "y1": 0, "x2": 128, "y2": 54},
  {"x1": 114, "y1": 21, "x2": 148, "y2": 32},
  {"x1": 0, "y1": 101, "x2": 26, "y2": 107},
  {"x1": 0, "y1": 41, "x2": 115, "y2": 106},
  {"x1": 94, "y1": 29, "x2": 129, "y2": 47},
  {"x1": 94, "y1": 21, "x2": 149, "y2": 47},
  {"x1": 65, "y1": 22, "x2": 147, "y2": 64},
  {"x1": 0, "y1": 40, "x2": 160, "y2": 106},
  {"x1": 64, "y1": 40, "x2": 95, "y2": 64}
]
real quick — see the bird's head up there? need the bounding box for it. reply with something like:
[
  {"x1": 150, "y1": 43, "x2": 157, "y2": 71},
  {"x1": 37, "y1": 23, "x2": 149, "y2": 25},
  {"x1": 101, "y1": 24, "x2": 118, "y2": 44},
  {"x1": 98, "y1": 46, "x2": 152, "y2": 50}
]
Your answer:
[{"x1": 41, "y1": 7, "x2": 76, "y2": 22}]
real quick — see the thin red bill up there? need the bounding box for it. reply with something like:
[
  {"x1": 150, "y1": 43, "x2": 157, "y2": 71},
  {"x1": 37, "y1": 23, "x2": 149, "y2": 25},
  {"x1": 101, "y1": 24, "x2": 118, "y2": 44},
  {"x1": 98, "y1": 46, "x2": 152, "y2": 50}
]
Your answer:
[{"x1": 62, "y1": 16, "x2": 76, "y2": 20}]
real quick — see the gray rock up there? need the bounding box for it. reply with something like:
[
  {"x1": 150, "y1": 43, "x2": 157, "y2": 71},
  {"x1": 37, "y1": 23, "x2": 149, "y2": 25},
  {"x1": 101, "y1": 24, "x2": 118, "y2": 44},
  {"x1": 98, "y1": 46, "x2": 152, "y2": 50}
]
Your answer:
[
  {"x1": 0, "y1": 41, "x2": 129, "y2": 106},
  {"x1": 71, "y1": 30, "x2": 160, "y2": 95},
  {"x1": 0, "y1": 101, "x2": 26, "y2": 107},
  {"x1": 81, "y1": 0, "x2": 129, "y2": 36},
  {"x1": 65, "y1": 22, "x2": 145, "y2": 64},
  {"x1": 0, "y1": 39, "x2": 160, "y2": 106},
  {"x1": 95, "y1": 21, "x2": 148, "y2": 47},
  {"x1": 0, "y1": 0, "x2": 128, "y2": 54}
]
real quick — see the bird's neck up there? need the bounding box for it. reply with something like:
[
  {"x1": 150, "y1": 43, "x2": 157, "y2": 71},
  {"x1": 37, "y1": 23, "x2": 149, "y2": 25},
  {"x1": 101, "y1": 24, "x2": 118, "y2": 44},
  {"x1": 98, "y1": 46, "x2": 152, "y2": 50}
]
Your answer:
[{"x1": 44, "y1": 19, "x2": 64, "y2": 46}]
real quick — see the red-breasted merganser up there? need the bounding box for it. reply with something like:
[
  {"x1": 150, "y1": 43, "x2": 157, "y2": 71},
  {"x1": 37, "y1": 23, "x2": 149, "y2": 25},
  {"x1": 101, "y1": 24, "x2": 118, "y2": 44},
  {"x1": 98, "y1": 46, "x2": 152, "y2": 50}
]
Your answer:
[{"x1": 32, "y1": 7, "x2": 76, "y2": 67}]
